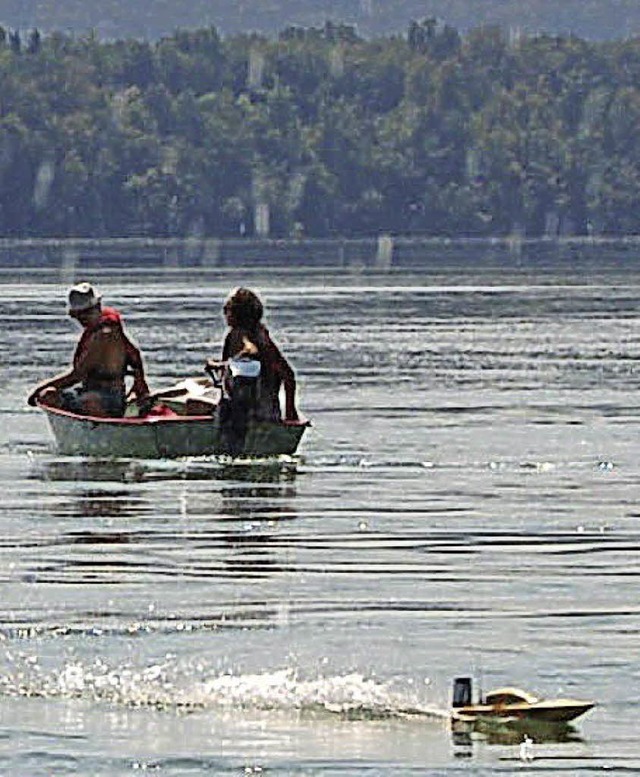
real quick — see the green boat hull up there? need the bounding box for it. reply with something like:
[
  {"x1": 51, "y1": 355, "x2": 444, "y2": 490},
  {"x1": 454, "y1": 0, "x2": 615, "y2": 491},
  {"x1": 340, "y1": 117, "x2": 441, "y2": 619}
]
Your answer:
[{"x1": 40, "y1": 404, "x2": 308, "y2": 459}]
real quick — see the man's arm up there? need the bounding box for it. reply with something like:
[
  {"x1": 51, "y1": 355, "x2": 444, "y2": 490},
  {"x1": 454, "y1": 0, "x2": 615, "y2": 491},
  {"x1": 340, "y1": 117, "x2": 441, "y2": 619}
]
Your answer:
[
  {"x1": 121, "y1": 328, "x2": 149, "y2": 399},
  {"x1": 27, "y1": 337, "x2": 97, "y2": 406},
  {"x1": 27, "y1": 368, "x2": 80, "y2": 406}
]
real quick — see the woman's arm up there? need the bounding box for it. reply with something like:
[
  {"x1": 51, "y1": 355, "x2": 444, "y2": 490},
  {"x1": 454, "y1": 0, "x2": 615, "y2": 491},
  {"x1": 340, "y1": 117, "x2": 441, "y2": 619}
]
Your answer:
[{"x1": 263, "y1": 334, "x2": 299, "y2": 421}]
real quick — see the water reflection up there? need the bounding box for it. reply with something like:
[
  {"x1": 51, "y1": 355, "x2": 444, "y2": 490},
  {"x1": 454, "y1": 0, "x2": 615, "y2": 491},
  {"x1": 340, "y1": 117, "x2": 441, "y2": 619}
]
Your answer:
[
  {"x1": 450, "y1": 720, "x2": 584, "y2": 756},
  {"x1": 55, "y1": 490, "x2": 144, "y2": 521},
  {"x1": 219, "y1": 483, "x2": 298, "y2": 522},
  {"x1": 63, "y1": 528, "x2": 134, "y2": 546},
  {"x1": 216, "y1": 480, "x2": 299, "y2": 578},
  {"x1": 27, "y1": 455, "x2": 302, "y2": 583},
  {"x1": 451, "y1": 729, "x2": 474, "y2": 759},
  {"x1": 30, "y1": 455, "x2": 300, "y2": 486},
  {"x1": 211, "y1": 460, "x2": 299, "y2": 484},
  {"x1": 31, "y1": 458, "x2": 139, "y2": 484}
]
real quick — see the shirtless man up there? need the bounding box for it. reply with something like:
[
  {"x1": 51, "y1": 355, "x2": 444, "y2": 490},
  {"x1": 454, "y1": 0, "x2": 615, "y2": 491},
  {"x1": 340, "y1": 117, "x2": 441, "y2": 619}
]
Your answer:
[{"x1": 27, "y1": 283, "x2": 149, "y2": 417}]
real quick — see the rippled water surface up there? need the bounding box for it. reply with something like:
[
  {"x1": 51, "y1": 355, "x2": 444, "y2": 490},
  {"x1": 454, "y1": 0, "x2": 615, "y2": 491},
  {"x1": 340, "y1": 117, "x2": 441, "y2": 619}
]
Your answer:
[{"x1": 2, "y1": 255, "x2": 640, "y2": 774}]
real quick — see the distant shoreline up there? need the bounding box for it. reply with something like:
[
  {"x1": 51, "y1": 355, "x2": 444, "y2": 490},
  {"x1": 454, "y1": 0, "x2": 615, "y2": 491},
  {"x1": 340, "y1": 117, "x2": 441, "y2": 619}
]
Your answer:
[
  {"x1": 1, "y1": 235, "x2": 639, "y2": 271},
  {"x1": 3, "y1": 1, "x2": 640, "y2": 43}
]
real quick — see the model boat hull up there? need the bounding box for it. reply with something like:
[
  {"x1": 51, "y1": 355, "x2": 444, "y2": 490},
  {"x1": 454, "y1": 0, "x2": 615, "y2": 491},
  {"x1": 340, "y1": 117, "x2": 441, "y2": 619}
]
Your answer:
[{"x1": 454, "y1": 700, "x2": 595, "y2": 724}]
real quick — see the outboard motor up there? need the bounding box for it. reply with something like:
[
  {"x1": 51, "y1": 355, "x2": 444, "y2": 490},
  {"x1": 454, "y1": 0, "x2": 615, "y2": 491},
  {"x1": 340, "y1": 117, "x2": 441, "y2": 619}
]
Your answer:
[
  {"x1": 217, "y1": 357, "x2": 261, "y2": 456},
  {"x1": 452, "y1": 677, "x2": 473, "y2": 708}
]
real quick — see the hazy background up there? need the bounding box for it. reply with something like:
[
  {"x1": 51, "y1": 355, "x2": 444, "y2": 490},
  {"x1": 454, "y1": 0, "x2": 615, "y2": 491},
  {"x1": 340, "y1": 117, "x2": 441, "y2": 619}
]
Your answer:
[{"x1": 0, "y1": 0, "x2": 639, "y2": 41}]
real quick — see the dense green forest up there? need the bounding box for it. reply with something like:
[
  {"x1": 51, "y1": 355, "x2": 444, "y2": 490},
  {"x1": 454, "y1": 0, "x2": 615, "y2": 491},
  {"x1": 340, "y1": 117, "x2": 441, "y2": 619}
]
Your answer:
[
  {"x1": 2, "y1": 0, "x2": 640, "y2": 41},
  {"x1": 2, "y1": 21, "x2": 640, "y2": 238}
]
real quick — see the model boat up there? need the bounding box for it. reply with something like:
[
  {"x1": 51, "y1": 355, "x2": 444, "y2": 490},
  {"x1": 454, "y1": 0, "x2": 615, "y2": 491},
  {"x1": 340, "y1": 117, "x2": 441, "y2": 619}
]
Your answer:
[{"x1": 451, "y1": 677, "x2": 595, "y2": 724}]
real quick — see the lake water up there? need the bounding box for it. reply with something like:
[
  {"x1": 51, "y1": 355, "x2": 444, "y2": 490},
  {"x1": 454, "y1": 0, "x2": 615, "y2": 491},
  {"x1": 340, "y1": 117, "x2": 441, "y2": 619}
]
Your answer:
[{"x1": 1, "y1": 253, "x2": 640, "y2": 774}]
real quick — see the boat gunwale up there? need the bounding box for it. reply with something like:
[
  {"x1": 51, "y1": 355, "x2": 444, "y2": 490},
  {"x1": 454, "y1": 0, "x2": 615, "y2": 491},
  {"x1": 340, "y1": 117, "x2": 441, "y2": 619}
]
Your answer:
[
  {"x1": 454, "y1": 701, "x2": 595, "y2": 714},
  {"x1": 36, "y1": 400, "x2": 311, "y2": 429}
]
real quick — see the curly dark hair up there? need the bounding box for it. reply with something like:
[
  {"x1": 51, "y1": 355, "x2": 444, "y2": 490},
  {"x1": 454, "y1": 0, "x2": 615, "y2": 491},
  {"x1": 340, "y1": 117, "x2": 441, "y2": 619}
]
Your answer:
[{"x1": 223, "y1": 287, "x2": 264, "y2": 331}]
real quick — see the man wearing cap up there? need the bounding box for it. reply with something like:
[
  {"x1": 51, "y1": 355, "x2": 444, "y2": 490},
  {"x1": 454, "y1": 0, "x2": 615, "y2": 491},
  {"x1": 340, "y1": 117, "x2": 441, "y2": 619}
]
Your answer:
[{"x1": 27, "y1": 282, "x2": 149, "y2": 417}]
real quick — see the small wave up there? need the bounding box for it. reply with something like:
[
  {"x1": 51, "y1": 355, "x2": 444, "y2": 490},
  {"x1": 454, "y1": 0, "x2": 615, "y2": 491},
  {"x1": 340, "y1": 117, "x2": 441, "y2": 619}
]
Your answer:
[
  {"x1": 195, "y1": 669, "x2": 446, "y2": 721},
  {"x1": 0, "y1": 658, "x2": 447, "y2": 722},
  {"x1": 302, "y1": 455, "x2": 599, "y2": 473},
  {"x1": 301, "y1": 455, "x2": 434, "y2": 471}
]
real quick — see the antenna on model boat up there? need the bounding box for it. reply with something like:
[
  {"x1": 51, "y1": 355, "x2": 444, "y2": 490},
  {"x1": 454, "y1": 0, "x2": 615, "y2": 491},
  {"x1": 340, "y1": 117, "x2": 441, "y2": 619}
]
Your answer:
[{"x1": 470, "y1": 655, "x2": 484, "y2": 704}]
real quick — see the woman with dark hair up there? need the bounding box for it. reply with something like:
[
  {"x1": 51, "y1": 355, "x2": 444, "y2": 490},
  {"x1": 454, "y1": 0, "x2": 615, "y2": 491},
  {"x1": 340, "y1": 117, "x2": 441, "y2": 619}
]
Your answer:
[{"x1": 207, "y1": 287, "x2": 299, "y2": 423}]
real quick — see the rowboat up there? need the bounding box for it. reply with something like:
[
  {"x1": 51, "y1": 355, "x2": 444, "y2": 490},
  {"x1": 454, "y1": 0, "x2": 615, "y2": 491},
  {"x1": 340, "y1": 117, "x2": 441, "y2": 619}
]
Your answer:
[
  {"x1": 37, "y1": 392, "x2": 309, "y2": 459},
  {"x1": 451, "y1": 677, "x2": 595, "y2": 725}
]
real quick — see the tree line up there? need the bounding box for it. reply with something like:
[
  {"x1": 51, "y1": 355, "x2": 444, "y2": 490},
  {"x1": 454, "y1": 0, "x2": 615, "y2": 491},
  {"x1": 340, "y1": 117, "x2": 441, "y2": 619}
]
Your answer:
[{"x1": 2, "y1": 21, "x2": 640, "y2": 239}]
